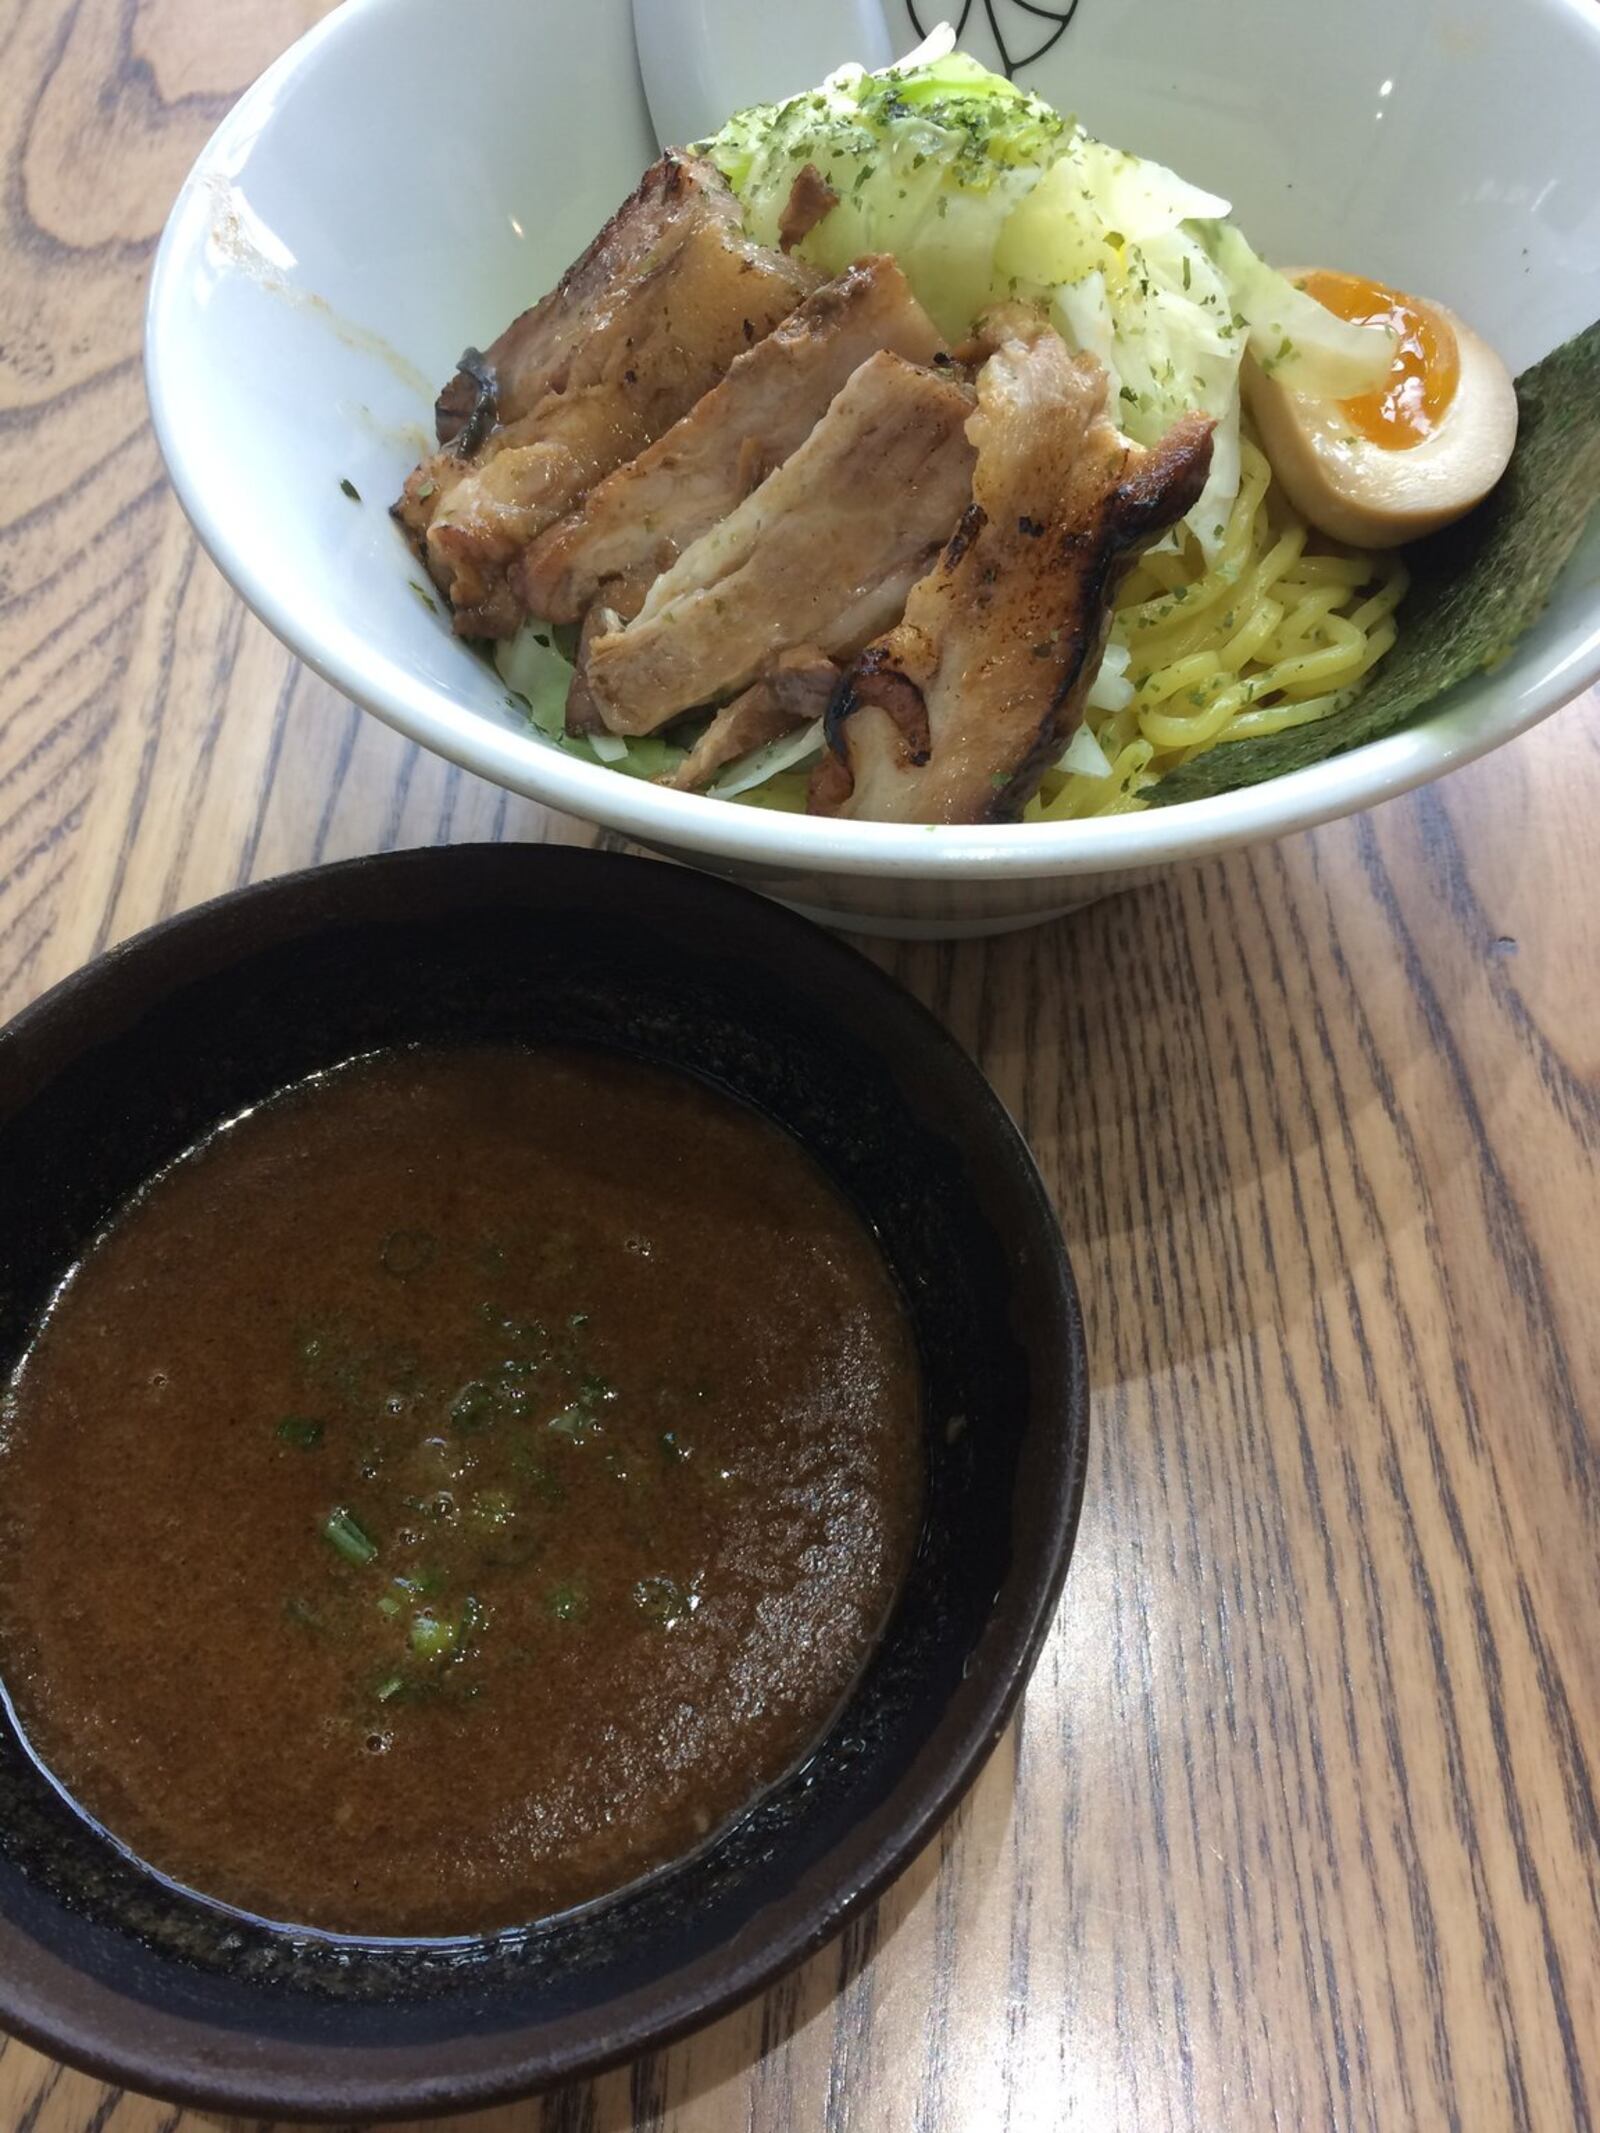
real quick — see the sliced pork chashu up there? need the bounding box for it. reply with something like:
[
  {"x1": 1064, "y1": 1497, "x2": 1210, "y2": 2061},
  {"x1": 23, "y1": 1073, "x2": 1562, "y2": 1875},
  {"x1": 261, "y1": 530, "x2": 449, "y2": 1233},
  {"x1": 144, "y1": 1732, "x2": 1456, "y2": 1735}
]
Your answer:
[
  {"x1": 665, "y1": 647, "x2": 839, "y2": 792},
  {"x1": 778, "y1": 163, "x2": 842, "y2": 253},
  {"x1": 810, "y1": 331, "x2": 1213, "y2": 823},
  {"x1": 579, "y1": 352, "x2": 978, "y2": 737},
  {"x1": 393, "y1": 153, "x2": 814, "y2": 636},
  {"x1": 520, "y1": 256, "x2": 947, "y2": 628}
]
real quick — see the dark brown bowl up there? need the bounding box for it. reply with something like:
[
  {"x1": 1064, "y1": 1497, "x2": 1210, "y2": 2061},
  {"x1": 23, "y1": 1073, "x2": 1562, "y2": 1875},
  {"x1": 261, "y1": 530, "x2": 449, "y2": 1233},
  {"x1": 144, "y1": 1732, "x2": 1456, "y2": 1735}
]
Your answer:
[{"x1": 0, "y1": 845, "x2": 1087, "y2": 2119}]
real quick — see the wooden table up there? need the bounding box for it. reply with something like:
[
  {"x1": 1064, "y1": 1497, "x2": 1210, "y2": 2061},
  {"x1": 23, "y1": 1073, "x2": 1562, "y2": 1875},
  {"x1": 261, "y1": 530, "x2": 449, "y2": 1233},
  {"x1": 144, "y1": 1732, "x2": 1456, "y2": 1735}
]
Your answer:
[{"x1": 3, "y1": 4, "x2": 1599, "y2": 2127}]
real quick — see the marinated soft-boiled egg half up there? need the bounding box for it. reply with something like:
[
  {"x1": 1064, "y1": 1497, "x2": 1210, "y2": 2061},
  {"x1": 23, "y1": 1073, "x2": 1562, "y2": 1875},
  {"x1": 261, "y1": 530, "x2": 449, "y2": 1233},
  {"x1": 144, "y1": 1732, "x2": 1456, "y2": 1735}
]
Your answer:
[{"x1": 1243, "y1": 270, "x2": 1517, "y2": 548}]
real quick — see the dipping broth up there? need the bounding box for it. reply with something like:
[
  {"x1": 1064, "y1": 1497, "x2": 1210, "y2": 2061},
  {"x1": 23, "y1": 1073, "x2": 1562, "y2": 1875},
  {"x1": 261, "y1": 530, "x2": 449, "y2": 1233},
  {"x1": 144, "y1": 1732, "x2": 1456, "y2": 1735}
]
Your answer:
[{"x1": 0, "y1": 1047, "x2": 922, "y2": 1938}]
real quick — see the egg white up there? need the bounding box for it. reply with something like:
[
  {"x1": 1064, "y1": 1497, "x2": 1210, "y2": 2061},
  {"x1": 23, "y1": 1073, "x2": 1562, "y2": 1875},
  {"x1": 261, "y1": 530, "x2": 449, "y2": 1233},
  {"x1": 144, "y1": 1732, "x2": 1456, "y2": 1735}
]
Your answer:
[{"x1": 1242, "y1": 295, "x2": 1518, "y2": 549}]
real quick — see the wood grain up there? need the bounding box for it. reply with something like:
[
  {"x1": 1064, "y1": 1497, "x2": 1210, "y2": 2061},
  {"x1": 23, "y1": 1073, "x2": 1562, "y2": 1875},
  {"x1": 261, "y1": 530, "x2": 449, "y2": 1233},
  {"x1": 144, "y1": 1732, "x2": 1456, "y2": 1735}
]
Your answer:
[{"x1": 2, "y1": 3, "x2": 1599, "y2": 2127}]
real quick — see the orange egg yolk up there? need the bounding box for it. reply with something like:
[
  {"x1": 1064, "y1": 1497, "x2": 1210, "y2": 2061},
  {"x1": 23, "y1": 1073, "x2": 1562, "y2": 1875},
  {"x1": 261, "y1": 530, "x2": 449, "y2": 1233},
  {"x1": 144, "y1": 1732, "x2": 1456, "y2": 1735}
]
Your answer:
[{"x1": 1297, "y1": 268, "x2": 1460, "y2": 450}]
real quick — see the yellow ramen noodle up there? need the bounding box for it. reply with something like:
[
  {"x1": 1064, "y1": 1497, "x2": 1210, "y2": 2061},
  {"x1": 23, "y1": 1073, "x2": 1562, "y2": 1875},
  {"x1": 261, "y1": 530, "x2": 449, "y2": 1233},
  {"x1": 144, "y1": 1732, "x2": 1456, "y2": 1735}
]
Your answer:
[{"x1": 1026, "y1": 429, "x2": 1408, "y2": 820}]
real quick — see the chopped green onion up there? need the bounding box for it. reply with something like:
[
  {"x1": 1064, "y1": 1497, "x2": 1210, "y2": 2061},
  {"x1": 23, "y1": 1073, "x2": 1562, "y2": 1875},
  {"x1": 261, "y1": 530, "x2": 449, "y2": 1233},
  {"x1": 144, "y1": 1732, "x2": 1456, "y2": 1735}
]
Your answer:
[
  {"x1": 374, "y1": 1673, "x2": 405, "y2": 1703},
  {"x1": 548, "y1": 1580, "x2": 587, "y2": 1624},
  {"x1": 376, "y1": 1593, "x2": 403, "y2": 1619},
  {"x1": 323, "y1": 1507, "x2": 377, "y2": 1567},
  {"x1": 276, "y1": 1415, "x2": 324, "y2": 1449},
  {"x1": 409, "y1": 1609, "x2": 456, "y2": 1660}
]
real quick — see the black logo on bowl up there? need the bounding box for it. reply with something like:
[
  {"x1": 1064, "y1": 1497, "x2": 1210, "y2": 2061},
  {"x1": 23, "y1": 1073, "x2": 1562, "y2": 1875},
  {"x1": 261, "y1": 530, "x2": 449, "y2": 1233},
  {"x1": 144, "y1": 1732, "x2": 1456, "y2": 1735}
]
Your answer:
[{"x1": 906, "y1": 0, "x2": 1082, "y2": 80}]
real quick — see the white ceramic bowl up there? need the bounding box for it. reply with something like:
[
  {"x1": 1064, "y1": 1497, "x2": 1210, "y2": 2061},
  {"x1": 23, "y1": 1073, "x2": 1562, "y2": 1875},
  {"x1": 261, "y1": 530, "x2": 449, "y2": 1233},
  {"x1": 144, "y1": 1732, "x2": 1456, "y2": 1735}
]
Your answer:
[{"x1": 145, "y1": 0, "x2": 1600, "y2": 936}]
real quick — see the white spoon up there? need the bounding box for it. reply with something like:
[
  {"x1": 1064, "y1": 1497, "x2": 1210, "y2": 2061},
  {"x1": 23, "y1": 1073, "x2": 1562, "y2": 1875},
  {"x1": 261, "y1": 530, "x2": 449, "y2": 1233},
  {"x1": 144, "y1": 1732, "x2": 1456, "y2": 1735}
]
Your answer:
[{"x1": 632, "y1": 0, "x2": 895, "y2": 150}]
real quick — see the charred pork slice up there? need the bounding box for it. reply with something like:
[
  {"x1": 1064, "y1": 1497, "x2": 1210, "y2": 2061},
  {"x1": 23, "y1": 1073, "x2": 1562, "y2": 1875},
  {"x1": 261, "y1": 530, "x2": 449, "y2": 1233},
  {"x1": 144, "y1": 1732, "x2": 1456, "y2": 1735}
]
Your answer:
[
  {"x1": 810, "y1": 332, "x2": 1213, "y2": 823},
  {"x1": 579, "y1": 352, "x2": 977, "y2": 737},
  {"x1": 393, "y1": 153, "x2": 814, "y2": 636},
  {"x1": 520, "y1": 256, "x2": 947, "y2": 628},
  {"x1": 665, "y1": 647, "x2": 839, "y2": 792},
  {"x1": 778, "y1": 163, "x2": 841, "y2": 253}
]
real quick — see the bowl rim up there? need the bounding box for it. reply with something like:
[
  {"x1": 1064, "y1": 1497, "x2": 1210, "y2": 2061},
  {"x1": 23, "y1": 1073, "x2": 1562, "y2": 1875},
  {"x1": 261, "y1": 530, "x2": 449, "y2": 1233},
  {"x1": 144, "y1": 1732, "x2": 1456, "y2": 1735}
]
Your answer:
[
  {"x1": 142, "y1": 0, "x2": 1600, "y2": 883},
  {"x1": 0, "y1": 843, "x2": 1091, "y2": 2118}
]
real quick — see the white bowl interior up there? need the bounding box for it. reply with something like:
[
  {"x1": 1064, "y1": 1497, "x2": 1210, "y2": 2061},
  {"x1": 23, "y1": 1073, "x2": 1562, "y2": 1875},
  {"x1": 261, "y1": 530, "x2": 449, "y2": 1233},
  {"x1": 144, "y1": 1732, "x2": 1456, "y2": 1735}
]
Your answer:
[{"x1": 146, "y1": 0, "x2": 1600, "y2": 918}]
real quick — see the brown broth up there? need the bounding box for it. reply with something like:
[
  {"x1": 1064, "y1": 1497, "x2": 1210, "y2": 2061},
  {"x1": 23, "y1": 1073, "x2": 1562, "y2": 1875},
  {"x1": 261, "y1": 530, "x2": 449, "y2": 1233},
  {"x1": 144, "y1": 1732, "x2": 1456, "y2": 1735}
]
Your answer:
[{"x1": 0, "y1": 1047, "x2": 922, "y2": 1938}]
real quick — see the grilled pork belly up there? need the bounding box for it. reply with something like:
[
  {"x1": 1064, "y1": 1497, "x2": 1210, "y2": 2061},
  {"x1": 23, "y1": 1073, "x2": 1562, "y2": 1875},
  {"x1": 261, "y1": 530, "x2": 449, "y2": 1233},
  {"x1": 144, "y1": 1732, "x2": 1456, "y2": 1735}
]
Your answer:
[
  {"x1": 578, "y1": 351, "x2": 977, "y2": 737},
  {"x1": 810, "y1": 330, "x2": 1213, "y2": 823},
  {"x1": 393, "y1": 154, "x2": 814, "y2": 637},
  {"x1": 778, "y1": 163, "x2": 841, "y2": 253},
  {"x1": 520, "y1": 256, "x2": 947, "y2": 629},
  {"x1": 665, "y1": 647, "x2": 839, "y2": 792}
]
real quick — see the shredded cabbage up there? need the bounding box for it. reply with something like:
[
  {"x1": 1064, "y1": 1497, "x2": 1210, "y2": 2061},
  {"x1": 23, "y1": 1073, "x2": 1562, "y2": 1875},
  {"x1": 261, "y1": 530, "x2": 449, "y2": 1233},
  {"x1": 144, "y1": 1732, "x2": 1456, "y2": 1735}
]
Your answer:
[
  {"x1": 702, "y1": 42, "x2": 1393, "y2": 558},
  {"x1": 495, "y1": 616, "x2": 829, "y2": 798},
  {"x1": 1057, "y1": 721, "x2": 1115, "y2": 779},
  {"x1": 495, "y1": 624, "x2": 573, "y2": 740},
  {"x1": 494, "y1": 628, "x2": 689, "y2": 780},
  {"x1": 494, "y1": 628, "x2": 828, "y2": 795},
  {"x1": 1084, "y1": 637, "x2": 1133, "y2": 713},
  {"x1": 709, "y1": 718, "x2": 825, "y2": 797}
]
